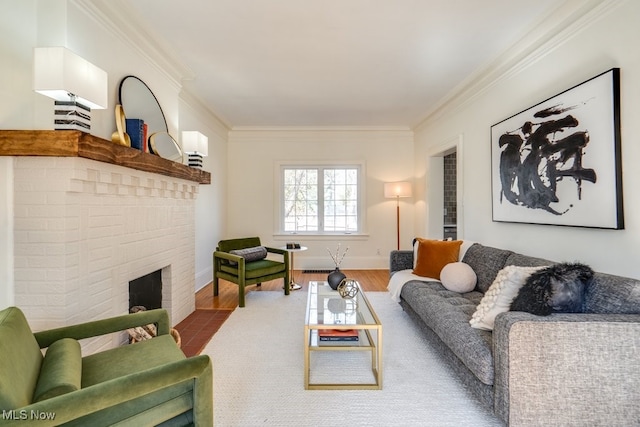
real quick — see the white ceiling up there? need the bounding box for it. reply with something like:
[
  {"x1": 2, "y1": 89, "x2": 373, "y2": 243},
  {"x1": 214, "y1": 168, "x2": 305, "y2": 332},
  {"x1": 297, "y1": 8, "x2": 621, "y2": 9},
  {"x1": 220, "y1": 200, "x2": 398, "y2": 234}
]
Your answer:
[{"x1": 124, "y1": 0, "x2": 563, "y2": 129}]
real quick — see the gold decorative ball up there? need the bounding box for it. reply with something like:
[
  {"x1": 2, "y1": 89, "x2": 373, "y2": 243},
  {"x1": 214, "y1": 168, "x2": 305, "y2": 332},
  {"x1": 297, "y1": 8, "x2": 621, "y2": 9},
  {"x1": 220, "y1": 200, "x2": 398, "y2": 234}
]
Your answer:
[{"x1": 337, "y1": 278, "x2": 359, "y2": 299}]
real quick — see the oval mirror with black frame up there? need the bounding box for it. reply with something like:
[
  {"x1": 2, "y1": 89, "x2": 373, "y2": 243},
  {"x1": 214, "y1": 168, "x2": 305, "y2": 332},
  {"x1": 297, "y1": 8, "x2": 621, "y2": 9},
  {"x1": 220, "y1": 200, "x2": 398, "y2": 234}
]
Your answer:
[
  {"x1": 118, "y1": 75, "x2": 168, "y2": 145},
  {"x1": 149, "y1": 132, "x2": 183, "y2": 163}
]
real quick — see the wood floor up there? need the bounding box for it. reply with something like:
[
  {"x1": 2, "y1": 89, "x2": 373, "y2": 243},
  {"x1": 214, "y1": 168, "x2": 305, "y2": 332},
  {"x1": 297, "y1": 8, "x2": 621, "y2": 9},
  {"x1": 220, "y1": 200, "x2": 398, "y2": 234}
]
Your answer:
[
  {"x1": 175, "y1": 269, "x2": 390, "y2": 356},
  {"x1": 195, "y1": 269, "x2": 390, "y2": 310}
]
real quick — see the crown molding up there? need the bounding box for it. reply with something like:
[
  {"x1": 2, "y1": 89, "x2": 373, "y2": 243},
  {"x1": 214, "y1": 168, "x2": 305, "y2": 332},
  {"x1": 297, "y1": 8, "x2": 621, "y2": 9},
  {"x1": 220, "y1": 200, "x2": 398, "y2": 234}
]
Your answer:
[
  {"x1": 75, "y1": 0, "x2": 232, "y2": 135},
  {"x1": 179, "y1": 90, "x2": 231, "y2": 140},
  {"x1": 73, "y1": 0, "x2": 194, "y2": 89},
  {"x1": 414, "y1": 0, "x2": 621, "y2": 131}
]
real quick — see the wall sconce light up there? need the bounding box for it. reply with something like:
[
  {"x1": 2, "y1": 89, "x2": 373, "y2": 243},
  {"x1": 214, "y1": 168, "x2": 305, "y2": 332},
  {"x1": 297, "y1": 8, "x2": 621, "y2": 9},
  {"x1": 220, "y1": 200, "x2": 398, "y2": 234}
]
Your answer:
[
  {"x1": 384, "y1": 181, "x2": 413, "y2": 250},
  {"x1": 181, "y1": 131, "x2": 208, "y2": 168},
  {"x1": 33, "y1": 47, "x2": 108, "y2": 132}
]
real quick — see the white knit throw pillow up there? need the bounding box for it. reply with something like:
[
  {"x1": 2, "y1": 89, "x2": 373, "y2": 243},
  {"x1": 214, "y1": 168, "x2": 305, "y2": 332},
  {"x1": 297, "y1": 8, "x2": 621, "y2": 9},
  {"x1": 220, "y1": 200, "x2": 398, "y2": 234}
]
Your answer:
[{"x1": 469, "y1": 265, "x2": 546, "y2": 331}]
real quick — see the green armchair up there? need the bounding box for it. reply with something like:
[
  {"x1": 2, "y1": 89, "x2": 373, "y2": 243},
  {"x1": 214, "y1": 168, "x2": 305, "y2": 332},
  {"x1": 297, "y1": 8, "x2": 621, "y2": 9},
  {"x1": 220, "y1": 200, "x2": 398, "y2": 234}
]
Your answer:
[
  {"x1": 213, "y1": 237, "x2": 290, "y2": 307},
  {"x1": 0, "y1": 306, "x2": 212, "y2": 426}
]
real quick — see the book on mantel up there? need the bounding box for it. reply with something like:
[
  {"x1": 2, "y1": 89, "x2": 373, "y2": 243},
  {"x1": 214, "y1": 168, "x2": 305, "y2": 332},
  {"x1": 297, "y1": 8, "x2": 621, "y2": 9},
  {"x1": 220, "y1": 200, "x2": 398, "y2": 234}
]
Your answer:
[
  {"x1": 126, "y1": 118, "x2": 145, "y2": 150},
  {"x1": 318, "y1": 329, "x2": 359, "y2": 341}
]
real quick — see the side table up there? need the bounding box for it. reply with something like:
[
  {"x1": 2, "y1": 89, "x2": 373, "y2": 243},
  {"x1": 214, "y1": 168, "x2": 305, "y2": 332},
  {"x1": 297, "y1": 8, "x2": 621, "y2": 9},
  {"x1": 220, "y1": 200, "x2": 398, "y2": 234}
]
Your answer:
[{"x1": 280, "y1": 246, "x2": 308, "y2": 290}]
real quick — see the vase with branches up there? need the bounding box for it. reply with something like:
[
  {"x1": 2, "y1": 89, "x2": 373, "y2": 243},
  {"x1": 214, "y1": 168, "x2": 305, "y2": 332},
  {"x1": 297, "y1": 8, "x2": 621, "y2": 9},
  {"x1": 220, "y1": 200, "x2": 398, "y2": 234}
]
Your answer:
[{"x1": 327, "y1": 243, "x2": 349, "y2": 289}]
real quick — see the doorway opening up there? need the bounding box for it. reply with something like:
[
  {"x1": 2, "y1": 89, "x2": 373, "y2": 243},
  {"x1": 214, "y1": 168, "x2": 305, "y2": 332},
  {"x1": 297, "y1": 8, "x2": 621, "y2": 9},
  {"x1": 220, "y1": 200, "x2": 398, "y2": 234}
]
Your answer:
[
  {"x1": 426, "y1": 134, "x2": 463, "y2": 239},
  {"x1": 443, "y1": 151, "x2": 457, "y2": 239}
]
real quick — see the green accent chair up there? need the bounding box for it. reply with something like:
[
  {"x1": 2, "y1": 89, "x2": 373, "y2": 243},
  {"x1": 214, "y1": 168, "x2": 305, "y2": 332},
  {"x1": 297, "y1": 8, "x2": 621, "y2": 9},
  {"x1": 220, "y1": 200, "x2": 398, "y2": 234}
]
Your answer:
[
  {"x1": 0, "y1": 306, "x2": 213, "y2": 426},
  {"x1": 213, "y1": 237, "x2": 290, "y2": 307}
]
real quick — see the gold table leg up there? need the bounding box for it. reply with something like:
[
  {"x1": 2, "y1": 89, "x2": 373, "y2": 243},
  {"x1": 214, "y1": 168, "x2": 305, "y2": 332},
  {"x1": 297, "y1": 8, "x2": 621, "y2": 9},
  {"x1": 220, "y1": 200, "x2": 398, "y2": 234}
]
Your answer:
[{"x1": 289, "y1": 251, "x2": 301, "y2": 290}]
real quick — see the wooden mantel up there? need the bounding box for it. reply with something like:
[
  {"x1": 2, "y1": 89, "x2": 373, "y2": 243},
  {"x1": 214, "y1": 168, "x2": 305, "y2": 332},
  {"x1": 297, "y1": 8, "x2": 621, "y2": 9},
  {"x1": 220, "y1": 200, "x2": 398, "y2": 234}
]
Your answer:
[{"x1": 0, "y1": 130, "x2": 211, "y2": 184}]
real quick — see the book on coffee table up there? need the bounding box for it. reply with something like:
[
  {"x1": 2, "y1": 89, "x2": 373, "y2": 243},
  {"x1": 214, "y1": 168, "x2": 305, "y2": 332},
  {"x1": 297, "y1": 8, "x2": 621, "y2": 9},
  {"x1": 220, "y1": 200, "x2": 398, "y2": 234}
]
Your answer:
[{"x1": 318, "y1": 329, "x2": 359, "y2": 341}]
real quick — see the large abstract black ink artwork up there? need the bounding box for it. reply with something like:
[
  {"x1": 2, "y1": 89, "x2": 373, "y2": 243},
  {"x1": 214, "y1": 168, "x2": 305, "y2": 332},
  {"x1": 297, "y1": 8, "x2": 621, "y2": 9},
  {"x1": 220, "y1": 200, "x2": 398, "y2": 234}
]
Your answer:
[
  {"x1": 498, "y1": 110, "x2": 596, "y2": 215},
  {"x1": 491, "y1": 68, "x2": 623, "y2": 229}
]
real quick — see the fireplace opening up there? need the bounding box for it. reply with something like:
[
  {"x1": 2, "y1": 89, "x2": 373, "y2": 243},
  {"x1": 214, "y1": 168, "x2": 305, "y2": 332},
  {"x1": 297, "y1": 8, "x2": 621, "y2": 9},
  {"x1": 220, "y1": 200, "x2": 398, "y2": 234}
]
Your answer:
[{"x1": 129, "y1": 269, "x2": 162, "y2": 312}]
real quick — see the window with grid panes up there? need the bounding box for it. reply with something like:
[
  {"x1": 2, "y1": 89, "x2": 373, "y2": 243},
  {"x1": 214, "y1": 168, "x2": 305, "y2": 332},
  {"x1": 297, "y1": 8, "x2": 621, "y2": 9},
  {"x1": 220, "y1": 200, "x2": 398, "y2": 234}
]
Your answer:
[{"x1": 282, "y1": 166, "x2": 360, "y2": 234}]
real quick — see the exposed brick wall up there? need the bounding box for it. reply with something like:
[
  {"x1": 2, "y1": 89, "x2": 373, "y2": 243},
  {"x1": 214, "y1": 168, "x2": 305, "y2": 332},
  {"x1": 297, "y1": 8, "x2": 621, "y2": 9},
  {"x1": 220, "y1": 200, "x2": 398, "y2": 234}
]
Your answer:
[{"x1": 13, "y1": 157, "x2": 197, "y2": 354}]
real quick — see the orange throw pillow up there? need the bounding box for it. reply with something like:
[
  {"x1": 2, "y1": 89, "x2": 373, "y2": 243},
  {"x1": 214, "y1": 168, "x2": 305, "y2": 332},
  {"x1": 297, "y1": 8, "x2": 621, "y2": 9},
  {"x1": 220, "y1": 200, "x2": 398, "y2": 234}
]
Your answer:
[{"x1": 412, "y1": 238, "x2": 463, "y2": 279}]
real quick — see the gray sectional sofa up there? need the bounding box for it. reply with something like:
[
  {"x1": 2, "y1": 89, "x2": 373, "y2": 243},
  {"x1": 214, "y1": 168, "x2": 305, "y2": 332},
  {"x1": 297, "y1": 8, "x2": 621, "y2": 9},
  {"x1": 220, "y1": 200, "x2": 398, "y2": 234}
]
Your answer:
[{"x1": 390, "y1": 242, "x2": 640, "y2": 427}]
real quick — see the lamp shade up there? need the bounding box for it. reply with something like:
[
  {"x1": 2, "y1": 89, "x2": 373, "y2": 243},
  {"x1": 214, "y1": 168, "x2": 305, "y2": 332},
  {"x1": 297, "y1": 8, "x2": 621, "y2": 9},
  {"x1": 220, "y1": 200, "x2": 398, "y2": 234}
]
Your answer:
[
  {"x1": 33, "y1": 47, "x2": 108, "y2": 110},
  {"x1": 181, "y1": 131, "x2": 208, "y2": 156},
  {"x1": 384, "y1": 181, "x2": 412, "y2": 198}
]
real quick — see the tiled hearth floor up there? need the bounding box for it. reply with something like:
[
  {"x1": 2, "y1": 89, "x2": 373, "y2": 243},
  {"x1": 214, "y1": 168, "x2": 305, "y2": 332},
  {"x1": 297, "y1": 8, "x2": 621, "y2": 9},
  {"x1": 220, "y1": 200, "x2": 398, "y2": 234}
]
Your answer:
[{"x1": 174, "y1": 309, "x2": 233, "y2": 357}]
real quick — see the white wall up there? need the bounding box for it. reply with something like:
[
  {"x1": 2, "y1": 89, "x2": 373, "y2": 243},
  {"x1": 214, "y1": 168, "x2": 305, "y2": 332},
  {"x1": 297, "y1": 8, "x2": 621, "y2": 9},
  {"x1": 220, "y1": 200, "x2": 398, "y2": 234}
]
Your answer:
[
  {"x1": 0, "y1": 1, "x2": 228, "y2": 308},
  {"x1": 0, "y1": 1, "x2": 36, "y2": 129},
  {"x1": 414, "y1": 0, "x2": 640, "y2": 278},
  {"x1": 179, "y1": 93, "x2": 229, "y2": 291},
  {"x1": 227, "y1": 128, "x2": 415, "y2": 269},
  {"x1": 0, "y1": 0, "x2": 181, "y2": 140}
]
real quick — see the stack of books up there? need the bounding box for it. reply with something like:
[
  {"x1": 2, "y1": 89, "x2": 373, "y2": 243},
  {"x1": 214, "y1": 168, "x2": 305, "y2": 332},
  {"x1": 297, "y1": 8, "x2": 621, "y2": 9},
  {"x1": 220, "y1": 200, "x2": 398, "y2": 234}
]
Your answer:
[
  {"x1": 125, "y1": 118, "x2": 148, "y2": 152},
  {"x1": 318, "y1": 329, "x2": 359, "y2": 342}
]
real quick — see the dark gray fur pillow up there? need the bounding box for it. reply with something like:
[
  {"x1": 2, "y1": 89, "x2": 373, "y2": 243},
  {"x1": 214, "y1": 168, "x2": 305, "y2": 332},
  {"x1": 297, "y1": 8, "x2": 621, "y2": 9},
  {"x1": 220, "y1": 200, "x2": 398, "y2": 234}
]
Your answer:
[
  {"x1": 229, "y1": 246, "x2": 268, "y2": 264},
  {"x1": 510, "y1": 262, "x2": 594, "y2": 316}
]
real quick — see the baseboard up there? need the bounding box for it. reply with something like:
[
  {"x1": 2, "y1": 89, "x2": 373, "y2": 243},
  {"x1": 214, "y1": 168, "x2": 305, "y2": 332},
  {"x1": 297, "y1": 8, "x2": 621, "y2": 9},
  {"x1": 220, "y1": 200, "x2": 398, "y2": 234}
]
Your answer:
[
  {"x1": 295, "y1": 256, "x2": 390, "y2": 270},
  {"x1": 195, "y1": 266, "x2": 213, "y2": 292}
]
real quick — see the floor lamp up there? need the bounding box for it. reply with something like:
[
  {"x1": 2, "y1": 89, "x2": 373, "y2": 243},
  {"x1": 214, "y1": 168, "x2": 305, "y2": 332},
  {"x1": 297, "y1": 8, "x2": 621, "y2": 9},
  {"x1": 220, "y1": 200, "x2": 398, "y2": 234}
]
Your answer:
[{"x1": 384, "y1": 182, "x2": 413, "y2": 250}]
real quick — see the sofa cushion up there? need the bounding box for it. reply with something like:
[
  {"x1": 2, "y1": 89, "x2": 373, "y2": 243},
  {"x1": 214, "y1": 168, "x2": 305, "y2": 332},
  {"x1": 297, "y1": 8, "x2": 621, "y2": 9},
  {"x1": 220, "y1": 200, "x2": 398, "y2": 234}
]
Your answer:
[
  {"x1": 584, "y1": 272, "x2": 640, "y2": 314},
  {"x1": 440, "y1": 262, "x2": 477, "y2": 293},
  {"x1": 0, "y1": 307, "x2": 43, "y2": 410},
  {"x1": 462, "y1": 243, "x2": 514, "y2": 293},
  {"x1": 409, "y1": 238, "x2": 476, "y2": 270},
  {"x1": 82, "y1": 335, "x2": 185, "y2": 386},
  {"x1": 33, "y1": 338, "x2": 82, "y2": 402},
  {"x1": 229, "y1": 246, "x2": 268, "y2": 264},
  {"x1": 470, "y1": 265, "x2": 544, "y2": 331},
  {"x1": 413, "y1": 238, "x2": 463, "y2": 279},
  {"x1": 511, "y1": 263, "x2": 593, "y2": 315},
  {"x1": 217, "y1": 237, "x2": 262, "y2": 253},
  {"x1": 400, "y1": 280, "x2": 494, "y2": 385},
  {"x1": 504, "y1": 252, "x2": 553, "y2": 268},
  {"x1": 220, "y1": 259, "x2": 286, "y2": 279},
  {"x1": 78, "y1": 335, "x2": 196, "y2": 427}
]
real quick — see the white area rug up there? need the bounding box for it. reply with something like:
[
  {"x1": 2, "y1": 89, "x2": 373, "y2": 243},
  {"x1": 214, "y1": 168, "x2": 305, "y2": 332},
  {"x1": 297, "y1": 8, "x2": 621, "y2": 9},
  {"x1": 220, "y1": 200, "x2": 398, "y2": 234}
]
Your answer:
[{"x1": 202, "y1": 291, "x2": 502, "y2": 426}]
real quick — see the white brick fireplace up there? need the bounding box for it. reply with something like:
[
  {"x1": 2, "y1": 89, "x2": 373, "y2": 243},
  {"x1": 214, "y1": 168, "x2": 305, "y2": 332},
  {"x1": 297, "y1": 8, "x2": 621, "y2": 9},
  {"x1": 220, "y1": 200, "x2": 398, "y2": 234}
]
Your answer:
[{"x1": 12, "y1": 156, "x2": 199, "y2": 353}]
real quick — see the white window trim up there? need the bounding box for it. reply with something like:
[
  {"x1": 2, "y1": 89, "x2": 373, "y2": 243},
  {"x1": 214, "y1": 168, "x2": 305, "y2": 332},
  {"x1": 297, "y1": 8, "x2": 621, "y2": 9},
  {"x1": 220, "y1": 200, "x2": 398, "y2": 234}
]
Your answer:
[{"x1": 274, "y1": 160, "x2": 367, "y2": 238}]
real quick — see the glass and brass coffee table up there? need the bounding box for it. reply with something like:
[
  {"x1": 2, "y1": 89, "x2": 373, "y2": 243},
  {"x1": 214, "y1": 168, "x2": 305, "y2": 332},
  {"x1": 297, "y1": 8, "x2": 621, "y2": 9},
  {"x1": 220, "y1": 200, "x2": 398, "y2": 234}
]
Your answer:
[{"x1": 304, "y1": 280, "x2": 382, "y2": 390}]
